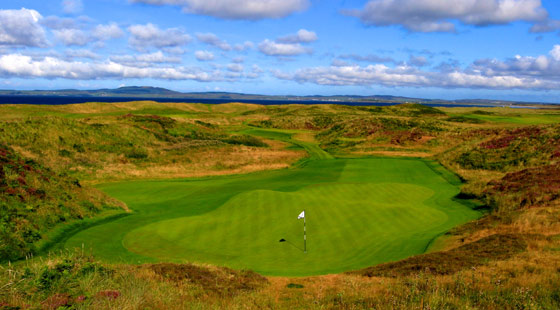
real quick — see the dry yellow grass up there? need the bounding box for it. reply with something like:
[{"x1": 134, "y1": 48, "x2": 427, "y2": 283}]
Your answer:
[{"x1": 89, "y1": 144, "x2": 305, "y2": 182}]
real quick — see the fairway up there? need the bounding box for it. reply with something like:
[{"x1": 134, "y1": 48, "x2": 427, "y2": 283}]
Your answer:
[{"x1": 65, "y1": 158, "x2": 480, "y2": 276}]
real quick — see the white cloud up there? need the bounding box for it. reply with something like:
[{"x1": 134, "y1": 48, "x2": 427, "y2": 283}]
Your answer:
[
  {"x1": 339, "y1": 54, "x2": 396, "y2": 64},
  {"x1": 48, "y1": 21, "x2": 123, "y2": 46},
  {"x1": 258, "y1": 39, "x2": 311, "y2": 56},
  {"x1": 347, "y1": 0, "x2": 549, "y2": 33},
  {"x1": 128, "y1": 23, "x2": 191, "y2": 51},
  {"x1": 550, "y1": 45, "x2": 560, "y2": 61},
  {"x1": 0, "y1": 53, "x2": 221, "y2": 81},
  {"x1": 408, "y1": 55, "x2": 429, "y2": 67},
  {"x1": 234, "y1": 41, "x2": 253, "y2": 51},
  {"x1": 52, "y1": 28, "x2": 91, "y2": 46},
  {"x1": 530, "y1": 19, "x2": 560, "y2": 33},
  {"x1": 274, "y1": 45, "x2": 560, "y2": 90},
  {"x1": 246, "y1": 64, "x2": 263, "y2": 78},
  {"x1": 65, "y1": 49, "x2": 100, "y2": 59},
  {"x1": 110, "y1": 51, "x2": 181, "y2": 67},
  {"x1": 41, "y1": 16, "x2": 82, "y2": 30},
  {"x1": 0, "y1": 8, "x2": 48, "y2": 47},
  {"x1": 196, "y1": 33, "x2": 231, "y2": 51},
  {"x1": 62, "y1": 0, "x2": 83, "y2": 14},
  {"x1": 227, "y1": 63, "x2": 243, "y2": 72},
  {"x1": 92, "y1": 23, "x2": 124, "y2": 40},
  {"x1": 277, "y1": 29, "x2": 317, "y2": 43},
  {"x1": 195, "y1": 50, "x2": 215, "y2": 61},
  {"x1": 129, "y1": 0, "x2": 309, "y2": 20}
]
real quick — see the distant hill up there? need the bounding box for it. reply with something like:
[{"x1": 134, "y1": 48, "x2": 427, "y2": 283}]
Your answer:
[{"x1": 0, "y1": 86, "x2": 557, "y2": 106}]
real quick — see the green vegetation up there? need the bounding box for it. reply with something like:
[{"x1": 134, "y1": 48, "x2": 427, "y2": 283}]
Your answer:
[
  {"x1": 1, "y1": 101, "x2": 560, "y2": 309},
  {"x1": 65, "y1": 158, "x2": 479, "y2": 276}
]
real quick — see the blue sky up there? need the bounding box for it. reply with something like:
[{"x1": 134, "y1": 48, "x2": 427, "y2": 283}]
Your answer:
[{"x1": 1, "y1": 0, "x2": 560, "y2": 102}]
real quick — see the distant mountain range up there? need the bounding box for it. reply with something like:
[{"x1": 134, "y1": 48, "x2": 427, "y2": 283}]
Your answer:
[{"x1": 0, "y1": 86, "x2": 557, "y2": 106}]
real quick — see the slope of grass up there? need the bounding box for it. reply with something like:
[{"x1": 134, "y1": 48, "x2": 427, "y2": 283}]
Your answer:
[
  {"x1": 65, "y1": 158, "x2": 480, "y2": 276},
  {"x1": 0, "y1": 144, "x2": 122, "y2": 261},
  {"x1": 241, "y1": 128, "x2": 333, "y2": 159}
]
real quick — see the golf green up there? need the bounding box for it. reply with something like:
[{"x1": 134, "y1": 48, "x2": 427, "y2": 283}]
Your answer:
[{"x1": 65, "y1": 158, "x2": 481, "y2": 276}]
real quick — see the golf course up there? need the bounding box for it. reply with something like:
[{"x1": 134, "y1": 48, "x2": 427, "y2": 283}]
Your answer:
[{"x1": 65, "y1": 156, "x2": 480, "y2": 276}]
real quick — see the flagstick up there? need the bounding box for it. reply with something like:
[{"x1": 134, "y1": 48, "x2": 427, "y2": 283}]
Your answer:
[{"x1": 303, "y1": 209, "x2": 307, "y2": 253}]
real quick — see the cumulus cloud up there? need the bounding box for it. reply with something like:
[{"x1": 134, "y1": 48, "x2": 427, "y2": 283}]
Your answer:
[
  {"x1": 246, "y1": 64, "x2": 263, "y2": 78},
  {"x1": 408, "y1": 55, "x2": 429, "y2": 67},
  {"x1": 65, "y1": 49, "x2": 100, "y2": 59},
  {"x1": 530, "y1": 19, "x2": 560, "y2": 33},
  {"x1": 0, "y1": 53, "x2": 220, "y2": 81},
  {"x1": 550, "y1": 45, "x2": 560, "y2": 61},
  {"x1": 110, "y1": 51, "x2": 181, "y2": 67},
  {"x1": 273, "y1": 45, "x2": 560, "y2": 90},
  {"x1": 277, "y1": 29, "x2": 318, "y2": 43},
  {"x1": 40, "y1": 16, "x2": 91, "y2": 30},
  {"x1": 62, "y1": 0, "x2": 84, "y2": 14},
  {"x1": 196, "y1": 33, "x2": 231, "y2": 51},
  {"x1": 226, "y1": 63, "x2": 243, "y2": 72},
  {"x1": 52, "y1": 28, "x2": 91, "y2": 46},
  {"x1": 195, "y1": 50, "x2": 215, "y2": 61},
  {"x1": 339, "y1": 54, "x2": 396, "y2": 64},
  {"x1": 50, "y1": 22, "x2": 123, "y2": 46},
  {"x1": 233, "y1": 41, "x2": 253, "y2": 51},
  {"x1": 92, "y1": 23, "x2": 124, "y2": 40},
  {"x1": 346, "y1": 0, "x2": 549, "y2": 32},
  {"x1": 128, "y1": 23, "x2": 191, "y2": 51},
  {"x1": 0, "y1": 8, "x2": 48, "y2": 47},
  {"x1": 258, "y1": 39, "x2": 311, "y2": 56},
  {"x1": 129, "y1": 0, "x2": 309, "y2": 20}
]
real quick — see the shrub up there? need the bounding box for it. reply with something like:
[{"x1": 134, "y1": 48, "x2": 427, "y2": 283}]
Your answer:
[
  {"x1": 223, "y1": 135, "x2": 268, "y2": 147},
  {"x1": 125, "y1": 149, "x2": 149, "y2": 159}
]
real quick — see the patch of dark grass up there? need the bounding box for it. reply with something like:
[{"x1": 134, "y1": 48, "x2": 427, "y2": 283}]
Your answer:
[
  {"x1": 124, "y1": 149, "x2": 149, "y2": 160},
  {"x1": 446, "y1": 116, "x2": 485, "y2": 124},
  {"x1": 222, "y1": 135, "x2": 268, "y2": 147},
  {"x1": 286, "y1": 283, "x2": 304, "y2": 289},
  {"x1": 471, "y1": 110, "x2": 495, "y2": 115}
]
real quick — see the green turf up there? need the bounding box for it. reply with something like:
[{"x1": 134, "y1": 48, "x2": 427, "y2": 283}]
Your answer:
[
  {"x1": 241, "y1": 128, "x2": 333, "y2": 159},
  {"x1": 64, "y1": 157, "x2": 480, "y2": 276}
]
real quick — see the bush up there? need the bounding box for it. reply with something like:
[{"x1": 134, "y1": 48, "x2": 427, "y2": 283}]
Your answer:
[
  {"x1": 223, "y1": 135, "x2": 268, "y2": 147},
  {"x1": 125, "y1": 149, "x2": 149, "y2": 159}
]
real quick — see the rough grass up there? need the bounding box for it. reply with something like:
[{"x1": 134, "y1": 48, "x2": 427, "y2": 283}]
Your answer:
[
  {"x1": 0, "y1": 144, "x2": 122, "y2": 262},
  {"x1": 349, "y1": 234, "x2": 527, "y2": 277}
]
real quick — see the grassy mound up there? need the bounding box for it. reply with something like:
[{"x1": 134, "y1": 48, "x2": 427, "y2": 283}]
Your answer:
[
  {"x1": 0, "y1": 145, "x2": 122, "y2": 261},
  {"x1": 65, "y1": 158, "x2": 480, "y2": 276}
]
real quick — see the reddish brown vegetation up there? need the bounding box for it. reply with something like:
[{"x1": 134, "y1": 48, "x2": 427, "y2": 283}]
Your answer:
[
  {"x1": 96, "y1": 290, "x2": 120, "y2": 299},
  {"x1": 388, "y1": 130, "x2": 424, "y2": 145},
  {"x1": 479, "y1": 127, "x2": 545, "y2": 149},
  {"x1": 487, "y1": 164, "x2": 560, "y2": 207},
  {"x1": 42, "y1": 293, "x2": 71, "y2": 310},
  {"x1": 147, "y1": 263, "x2": 268, "y2": 295}
]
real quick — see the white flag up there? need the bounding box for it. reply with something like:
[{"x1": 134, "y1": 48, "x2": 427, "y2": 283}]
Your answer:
[{"x1": 298, "y1": 211, "x2": 305, "y2": 219}]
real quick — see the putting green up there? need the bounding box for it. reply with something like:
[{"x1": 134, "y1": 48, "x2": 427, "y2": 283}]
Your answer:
[{"x1": 65, "y1": 158, "x2": 481, "y2": 276}]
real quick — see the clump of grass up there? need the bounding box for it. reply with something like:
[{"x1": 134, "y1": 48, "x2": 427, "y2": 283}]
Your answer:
[
  {"x1": 221, "y1": 135, "x2": 268, "y2": 147},
  {"x1": 446, "y1": 115, "x2": 486, "y2": 124}
]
